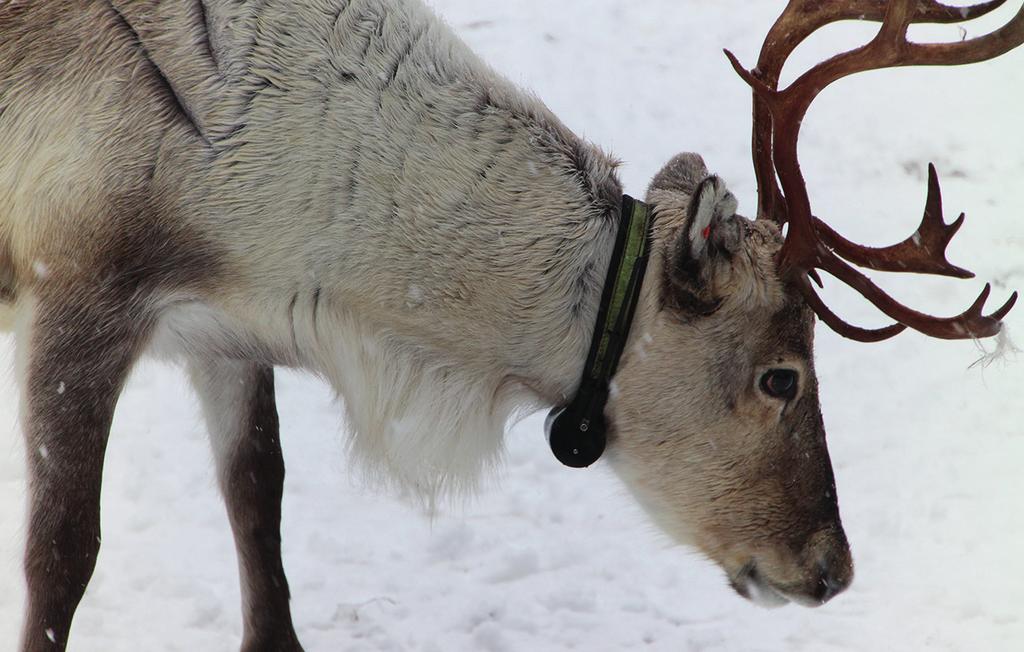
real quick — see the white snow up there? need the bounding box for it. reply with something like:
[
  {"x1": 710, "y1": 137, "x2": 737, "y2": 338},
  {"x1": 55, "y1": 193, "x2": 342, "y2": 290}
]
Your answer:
[
  {"x1": 1, "y1": 1, "x2": 1023, "y2": 650},
  {"x1": 31, "y1": 261, "x2": 49, "y2": 280},
  {"x1": 406, "y1": 285, "x2": 425, "y2": 308}
]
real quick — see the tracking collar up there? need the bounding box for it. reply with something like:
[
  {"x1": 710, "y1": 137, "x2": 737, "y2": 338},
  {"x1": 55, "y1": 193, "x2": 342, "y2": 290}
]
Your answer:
[{"x1": 545, "y1": 194, "x2": 653, "y2": 468}]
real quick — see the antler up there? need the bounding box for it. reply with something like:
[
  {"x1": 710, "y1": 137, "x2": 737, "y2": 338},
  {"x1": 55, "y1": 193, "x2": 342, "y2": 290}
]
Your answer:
[{"x1": 725, "y1": 0, "x2": 1022, "y2": 341}]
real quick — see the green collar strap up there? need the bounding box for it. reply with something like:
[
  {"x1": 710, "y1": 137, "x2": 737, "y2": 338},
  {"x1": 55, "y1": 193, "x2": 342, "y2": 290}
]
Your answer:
[{"x1": 546, "y1": 194, "x2": 653, "y2": 468}]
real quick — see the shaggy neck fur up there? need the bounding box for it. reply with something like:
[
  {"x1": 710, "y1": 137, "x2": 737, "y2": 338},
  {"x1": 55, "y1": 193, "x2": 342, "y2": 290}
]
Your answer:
[{"x1": 129, "y1": 0, "x2": 627, "y2": 498}]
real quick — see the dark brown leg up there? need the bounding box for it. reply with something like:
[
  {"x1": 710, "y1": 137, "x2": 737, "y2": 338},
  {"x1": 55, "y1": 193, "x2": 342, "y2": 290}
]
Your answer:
[
  {"x1": 19, "y1": 294, "x2": 151, "y2": 652},
  {"x1": 188, "y1": 359, "x2": 303, "y2": 652}
]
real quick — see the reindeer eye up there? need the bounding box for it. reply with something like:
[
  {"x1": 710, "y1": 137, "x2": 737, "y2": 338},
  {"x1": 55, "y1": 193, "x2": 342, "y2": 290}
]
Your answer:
[{"x1": 760, "y1": 369, "x2": 798, "y2": 401}]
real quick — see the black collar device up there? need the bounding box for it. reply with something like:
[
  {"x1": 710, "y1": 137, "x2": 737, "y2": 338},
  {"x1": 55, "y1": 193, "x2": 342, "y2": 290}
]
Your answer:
[{"x1": 545, "y1": 194, "x2": 653, "y2": 468}]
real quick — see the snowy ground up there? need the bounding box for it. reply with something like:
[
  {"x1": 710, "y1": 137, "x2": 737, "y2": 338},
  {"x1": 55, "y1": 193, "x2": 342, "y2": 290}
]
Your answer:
[{"x1": 2, "y1": 1, "x2": 1023, "y2": 650}]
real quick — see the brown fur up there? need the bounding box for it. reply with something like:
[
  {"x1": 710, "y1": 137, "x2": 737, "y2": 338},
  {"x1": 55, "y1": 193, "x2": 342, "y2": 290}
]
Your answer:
[
  {"x1": 188, "y1": 361, "x2": 302, "y2": 652},
  {"x1": 1, "y1": 7, "x2": 226, "y2": 640}
]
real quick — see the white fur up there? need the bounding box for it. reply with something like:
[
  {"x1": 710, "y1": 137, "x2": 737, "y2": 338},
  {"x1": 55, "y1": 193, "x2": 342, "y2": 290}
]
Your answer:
[
  {"x1": 149, "y1": 293, "x2": 546, "y2": 502},
  {"x1": 688, "y1": 177, "x2": 738, "y2": 261},
  {"x1": 67, "y1": 0, "x2": 625, "y2": 501}
]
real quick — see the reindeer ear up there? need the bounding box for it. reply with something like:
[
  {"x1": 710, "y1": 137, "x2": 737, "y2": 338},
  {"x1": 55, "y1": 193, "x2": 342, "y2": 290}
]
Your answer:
[
  {"x1": 666, "y1": 175, "x2": 743, "y2": 317},
  {"x1": 685, "y1": 176, "x2": 741, "y2": 260},
  {"x1": 648, "y1": 152, "x2": 710, "y2": 196}
]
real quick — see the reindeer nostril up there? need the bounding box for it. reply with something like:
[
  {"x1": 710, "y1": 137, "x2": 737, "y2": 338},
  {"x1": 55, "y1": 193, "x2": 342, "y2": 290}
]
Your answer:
[{"x1": 813, "y1": 558, "x2": 851, "y2": 604}]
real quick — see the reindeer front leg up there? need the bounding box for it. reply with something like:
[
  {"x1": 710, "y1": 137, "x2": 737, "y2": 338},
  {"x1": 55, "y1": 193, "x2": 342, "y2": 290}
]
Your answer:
[
  {"x1": 187, "y1": 359, "x2": 303, "y2": 652},
  {"x1": 19, "y1": 290, "x2": 152, "y2": 652}
]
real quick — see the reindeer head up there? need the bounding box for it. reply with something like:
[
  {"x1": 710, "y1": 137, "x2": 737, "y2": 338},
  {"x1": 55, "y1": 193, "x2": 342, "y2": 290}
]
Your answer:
[
  {"x1": 603, "y1": 0, "x2": 1022, "y2": 607},
  {"x1": 607, "y1": 153, "x2": 850, "y2": 607}
]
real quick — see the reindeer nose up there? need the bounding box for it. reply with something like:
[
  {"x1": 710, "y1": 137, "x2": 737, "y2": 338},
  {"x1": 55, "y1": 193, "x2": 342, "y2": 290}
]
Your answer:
[
  {"x1": 810, "y1": 550, "x2": 853, "y2": 604},
  {"x1": 799, "y1": 524, "x2": 853, "y2": 605}
]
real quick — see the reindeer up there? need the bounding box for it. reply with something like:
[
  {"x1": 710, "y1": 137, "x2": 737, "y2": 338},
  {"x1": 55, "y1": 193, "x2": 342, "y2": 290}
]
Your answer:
[{"x1": 1, "y1": 0, "x2": 1020, "y2": 650}]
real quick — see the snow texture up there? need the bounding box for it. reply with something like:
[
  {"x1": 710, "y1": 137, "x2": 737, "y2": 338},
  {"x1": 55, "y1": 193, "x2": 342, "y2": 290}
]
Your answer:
[{"x1": 2, "y1": 1, "x2": 1023, "y2": 650}]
